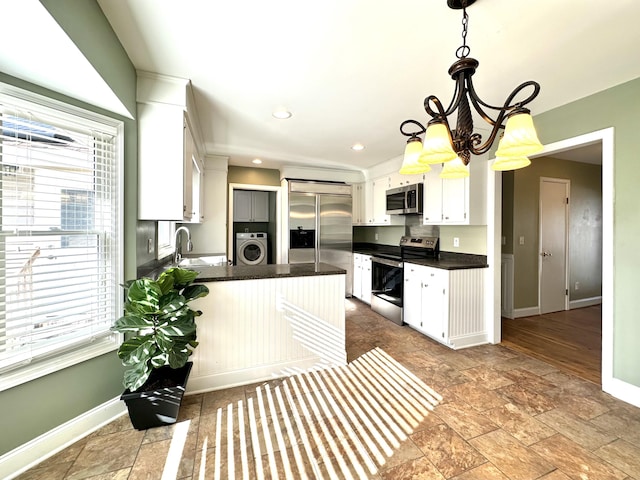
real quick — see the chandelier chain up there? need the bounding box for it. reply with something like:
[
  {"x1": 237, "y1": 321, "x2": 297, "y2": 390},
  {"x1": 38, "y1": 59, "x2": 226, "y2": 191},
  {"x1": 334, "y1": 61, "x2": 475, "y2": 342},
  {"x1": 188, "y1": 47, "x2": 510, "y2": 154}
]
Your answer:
[{"x1": 456, "y1": 3, "x2": 471, "y2": 59}]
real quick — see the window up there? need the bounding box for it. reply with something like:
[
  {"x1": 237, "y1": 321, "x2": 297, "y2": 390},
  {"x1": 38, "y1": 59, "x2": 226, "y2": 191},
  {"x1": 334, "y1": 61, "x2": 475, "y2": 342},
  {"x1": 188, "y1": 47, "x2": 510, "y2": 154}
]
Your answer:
[{"x1": 0, "y1": 84, "x2": 123, "y2": 390}]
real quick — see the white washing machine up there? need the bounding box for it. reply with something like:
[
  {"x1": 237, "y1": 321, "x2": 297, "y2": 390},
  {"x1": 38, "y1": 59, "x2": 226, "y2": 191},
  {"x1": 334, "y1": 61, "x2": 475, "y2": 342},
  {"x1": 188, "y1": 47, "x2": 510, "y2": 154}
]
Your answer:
[{"x1": 235, "y1": 232, "x2": 268, "y2": 265}]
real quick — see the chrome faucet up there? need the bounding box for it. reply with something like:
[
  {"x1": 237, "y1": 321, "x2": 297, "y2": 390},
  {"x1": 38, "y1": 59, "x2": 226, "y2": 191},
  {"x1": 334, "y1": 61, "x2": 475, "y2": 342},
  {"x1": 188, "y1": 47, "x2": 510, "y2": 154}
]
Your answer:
[{"x1": 173, "y1": 226, "x2": 193, "y2": 264}]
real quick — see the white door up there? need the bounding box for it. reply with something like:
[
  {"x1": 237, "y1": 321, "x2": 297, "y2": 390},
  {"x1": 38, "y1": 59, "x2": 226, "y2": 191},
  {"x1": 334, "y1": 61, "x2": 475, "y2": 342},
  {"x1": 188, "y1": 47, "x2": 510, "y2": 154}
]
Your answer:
[
  {"x1": 421, "y1": 267, "x2": 446, "y2": 340},
  {"x1": 539, "y1": 178, "x2": 569, "y2": 314},
  {"x1": 403, "y1": 263, "x2": 423, "y2": 328}
]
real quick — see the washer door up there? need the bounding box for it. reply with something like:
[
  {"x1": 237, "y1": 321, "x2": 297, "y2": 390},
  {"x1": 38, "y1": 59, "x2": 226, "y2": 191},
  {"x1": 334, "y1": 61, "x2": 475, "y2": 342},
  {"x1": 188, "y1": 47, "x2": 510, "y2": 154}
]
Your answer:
[{"x1": 238, "y1": 241, "x2": 266, "y2": 265}]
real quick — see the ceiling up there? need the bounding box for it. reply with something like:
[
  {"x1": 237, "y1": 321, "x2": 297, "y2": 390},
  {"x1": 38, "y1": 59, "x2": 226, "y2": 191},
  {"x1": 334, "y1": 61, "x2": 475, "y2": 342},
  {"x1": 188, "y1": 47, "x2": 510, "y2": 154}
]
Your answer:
[{"x1": 95, "y1": 1, "x2": 640, "y2": 171}]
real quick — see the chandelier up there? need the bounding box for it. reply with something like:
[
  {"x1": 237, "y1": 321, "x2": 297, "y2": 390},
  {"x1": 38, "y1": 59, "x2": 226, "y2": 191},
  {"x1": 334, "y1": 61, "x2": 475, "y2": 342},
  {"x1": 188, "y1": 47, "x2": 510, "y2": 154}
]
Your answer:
[{"x1": 399, "y1": 0, "x2": 543, "y2": 179}]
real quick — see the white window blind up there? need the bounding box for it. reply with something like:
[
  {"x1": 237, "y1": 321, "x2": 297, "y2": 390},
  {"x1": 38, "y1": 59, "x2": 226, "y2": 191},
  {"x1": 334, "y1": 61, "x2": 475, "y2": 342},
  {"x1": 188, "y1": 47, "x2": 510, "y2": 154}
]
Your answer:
[{"x1": 0, "y1": 86, "x2": 123, "y2": 383}]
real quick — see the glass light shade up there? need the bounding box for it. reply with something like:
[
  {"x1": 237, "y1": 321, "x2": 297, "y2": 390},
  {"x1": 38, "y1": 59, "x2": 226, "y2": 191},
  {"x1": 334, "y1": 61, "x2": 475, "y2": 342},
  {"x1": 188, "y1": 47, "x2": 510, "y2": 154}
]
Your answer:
[
  {"x1": 495, "y1": 112, "x2": 543, "y2": 158},
  {"x1": 491, "y1": 155, "x2": 531, "y2": 171},
  {"x1": 440, "y1": 156, "x2": 469, "y2": 179},
  {"x1": 399, "y1": 138, "x2": 431, "y2": 174},
  {"x1": 418, "y1": 123, "x2": 457, "y2": 164}
]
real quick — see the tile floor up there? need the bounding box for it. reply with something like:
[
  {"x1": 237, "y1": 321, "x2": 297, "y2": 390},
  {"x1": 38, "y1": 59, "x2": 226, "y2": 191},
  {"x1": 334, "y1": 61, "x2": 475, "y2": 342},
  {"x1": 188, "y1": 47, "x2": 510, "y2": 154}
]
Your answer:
[{"x1": 15, "y1": 298, "x2": 640, "y2": 480}]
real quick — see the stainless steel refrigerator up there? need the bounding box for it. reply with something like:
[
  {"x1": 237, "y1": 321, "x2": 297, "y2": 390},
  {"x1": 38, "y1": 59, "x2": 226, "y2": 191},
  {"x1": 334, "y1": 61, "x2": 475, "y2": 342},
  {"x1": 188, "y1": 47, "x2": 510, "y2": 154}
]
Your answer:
[{"x1": 287, "y1": 180, "x2": 353, "y2": 296}]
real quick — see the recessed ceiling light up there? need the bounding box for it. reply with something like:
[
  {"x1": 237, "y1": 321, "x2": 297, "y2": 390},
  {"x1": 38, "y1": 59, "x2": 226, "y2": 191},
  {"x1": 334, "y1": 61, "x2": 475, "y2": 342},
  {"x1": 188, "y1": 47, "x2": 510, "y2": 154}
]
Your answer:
[
  {"x1": 252, "y1": 158, "x2": 263, "y2": 164},
  {"x1": 351, "y1": 143, "x2": 365, "y2": 151},
  {"x1": 272, "y1": 109, "x2": 292, "y2": 119}
]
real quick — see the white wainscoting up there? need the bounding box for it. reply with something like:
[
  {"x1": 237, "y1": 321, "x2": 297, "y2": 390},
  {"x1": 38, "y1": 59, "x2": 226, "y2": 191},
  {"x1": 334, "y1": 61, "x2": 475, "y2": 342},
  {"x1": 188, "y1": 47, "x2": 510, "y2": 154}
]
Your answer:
[
  {"x1": 448, "y1": 268, "x2": 487, "y2": 349},
  {"x1": 500, "y1": 254, "x2": 514, "y2": 319},
  {"x1": 188, "y1": 273, "x2": 346, "y2": 393}
]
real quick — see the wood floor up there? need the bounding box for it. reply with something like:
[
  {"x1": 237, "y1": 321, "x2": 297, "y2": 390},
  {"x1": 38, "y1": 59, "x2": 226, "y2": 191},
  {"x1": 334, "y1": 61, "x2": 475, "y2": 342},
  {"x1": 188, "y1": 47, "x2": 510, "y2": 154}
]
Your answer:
[{"x1": 501, "y1": 305, "x2": 602, "y2": 385}]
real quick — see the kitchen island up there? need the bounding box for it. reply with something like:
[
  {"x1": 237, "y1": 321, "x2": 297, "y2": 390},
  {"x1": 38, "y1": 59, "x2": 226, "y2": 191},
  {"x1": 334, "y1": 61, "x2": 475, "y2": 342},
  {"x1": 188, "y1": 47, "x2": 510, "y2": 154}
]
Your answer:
[{"x1": 186, "y1": 262, "x2": 347, "y2": 393}]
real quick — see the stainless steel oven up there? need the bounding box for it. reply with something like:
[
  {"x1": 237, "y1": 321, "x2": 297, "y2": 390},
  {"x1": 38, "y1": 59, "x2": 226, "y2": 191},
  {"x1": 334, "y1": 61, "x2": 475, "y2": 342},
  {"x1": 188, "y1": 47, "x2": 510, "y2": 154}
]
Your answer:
[{"x1": 370, "y1": 255, "x2": 404, "y2": 325}]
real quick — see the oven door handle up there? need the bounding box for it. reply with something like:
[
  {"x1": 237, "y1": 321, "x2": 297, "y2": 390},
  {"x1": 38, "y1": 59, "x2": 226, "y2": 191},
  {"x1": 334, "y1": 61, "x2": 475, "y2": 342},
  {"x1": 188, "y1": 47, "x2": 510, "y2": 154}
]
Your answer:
[{"x1": 371, "y1": 256, "x2": 403, "y2": 268}]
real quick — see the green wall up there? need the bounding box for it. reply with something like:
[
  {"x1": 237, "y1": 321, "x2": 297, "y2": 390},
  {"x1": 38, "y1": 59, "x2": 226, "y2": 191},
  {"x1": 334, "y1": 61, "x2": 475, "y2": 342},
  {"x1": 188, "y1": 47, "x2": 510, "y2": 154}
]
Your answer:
[
  {"x1": 228, "y1": 166, "x2": 281, "y2": 186},
  {"x1": 0, "y1": 0, "x2": 137, "y2": 455},
  {"x1": 533, "y1": 76, "x2": 640, "y2": 387},
  {"x1": 506, "y1": 157, "x2": 602, "y2": 308}
]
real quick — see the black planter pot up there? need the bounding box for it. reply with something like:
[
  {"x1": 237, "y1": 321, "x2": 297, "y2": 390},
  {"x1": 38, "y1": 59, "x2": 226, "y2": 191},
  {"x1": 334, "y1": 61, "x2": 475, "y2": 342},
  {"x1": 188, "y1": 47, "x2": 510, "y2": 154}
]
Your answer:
[{"x1": 120, "y1": 361, "x2": 193, "y2": 430}]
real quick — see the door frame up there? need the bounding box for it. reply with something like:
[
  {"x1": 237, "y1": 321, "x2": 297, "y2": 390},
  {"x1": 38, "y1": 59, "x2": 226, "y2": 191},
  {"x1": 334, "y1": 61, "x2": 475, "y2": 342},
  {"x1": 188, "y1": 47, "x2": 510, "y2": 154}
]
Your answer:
[
  {"x1": 228, "y1": 183, "x2": 283, "y2": 264},
  {"x1": 538, "y1": 177, "x2": 570, "y2": 314},
  {"x1": 488, "y1": 127, "x2": 615, "y2": 396}
]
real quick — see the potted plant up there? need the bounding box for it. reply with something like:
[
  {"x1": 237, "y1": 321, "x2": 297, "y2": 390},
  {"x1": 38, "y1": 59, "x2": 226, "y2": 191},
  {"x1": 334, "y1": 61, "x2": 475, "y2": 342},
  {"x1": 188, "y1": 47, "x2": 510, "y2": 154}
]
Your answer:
[{"x1": 111, "y1": 267, "x2": 209, "y2": 430}]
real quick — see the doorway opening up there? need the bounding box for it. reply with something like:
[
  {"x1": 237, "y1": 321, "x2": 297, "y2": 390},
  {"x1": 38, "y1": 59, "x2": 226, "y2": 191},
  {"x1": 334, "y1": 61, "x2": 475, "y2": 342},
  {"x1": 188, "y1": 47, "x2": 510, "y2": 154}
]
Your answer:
[
  {"x1": 493, "y1": 128, "x2": 612, "y2": 388},
  {"x1": 228, "y1": 183, "x2": 282, "y2": 265}
]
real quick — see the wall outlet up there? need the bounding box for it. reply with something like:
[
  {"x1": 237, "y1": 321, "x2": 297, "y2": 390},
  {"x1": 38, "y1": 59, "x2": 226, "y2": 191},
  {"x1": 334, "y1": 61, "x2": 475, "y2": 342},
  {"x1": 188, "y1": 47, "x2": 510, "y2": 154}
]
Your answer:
[
  {"x1": 375, "y1": 233, "x2": 379, "y2": 241},
  {"x1": 147, "y1": 238, "x2": 154, "y2": 254},
  {"x1": 575, "y1": 281, "x2": 580, "y2": 290},
  {"x1": 453, "y1": 237, "x2": 460, "y2": 247},
  {"x1": 519, "y1": 236, "x2": 525, "y2": 245}
]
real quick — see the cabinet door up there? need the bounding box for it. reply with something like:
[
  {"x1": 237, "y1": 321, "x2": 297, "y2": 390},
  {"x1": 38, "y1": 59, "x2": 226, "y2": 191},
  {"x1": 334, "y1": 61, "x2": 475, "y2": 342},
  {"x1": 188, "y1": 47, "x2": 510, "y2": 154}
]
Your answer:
[
  {"x1": 423, "y1": 165, "x2": 443, "y2": 224},
  {"x1": 352, "y1": 183, "x2": 365, "y2": 224},
  {"x1": 352, "y1": 254, "x2": 363, "y2": 299},
  {"x1": 186, "y1": 156, "x2": 204, "y2": 223},
  {"x1": 183, "y1": 120, "x2": 194, "y2": 220},
  {"x1": 364, "y1": 180, "x2": 374, "y2": 224},
  {"x1": 442, "y1": 176, "x2": 467, "y2": 223},
  {"x1": 137, "y1": 103, "x2": 186, "y2": 220},
  {"x1": 403, "y1": 263, "x2": 423, "y2": 328},
  {"x1": 361, "y1": 255, "x2": 372, "y2": 304},
  {"x1": 421, "y1": 267, "x2": 447, "y2": 341},
  {"x1": 251, "y1": 191, "x2": 270, "y2": 222},
  {"x1": 372, "y1": 177, "x2": 391, "y2": 224},
  {"x1": 233, "y1": 190, "x2": 253, "y2": 222}
]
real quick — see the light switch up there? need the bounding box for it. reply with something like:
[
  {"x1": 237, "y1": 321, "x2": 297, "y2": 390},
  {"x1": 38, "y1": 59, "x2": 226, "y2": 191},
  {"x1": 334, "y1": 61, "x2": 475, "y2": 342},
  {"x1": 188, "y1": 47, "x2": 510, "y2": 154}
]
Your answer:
[
  {"x1": 453, "y1": 237, "x2": 460, "y2": 247},
  {"x1": 519, "y1": 236, "x2": 525, "y2": 245}
]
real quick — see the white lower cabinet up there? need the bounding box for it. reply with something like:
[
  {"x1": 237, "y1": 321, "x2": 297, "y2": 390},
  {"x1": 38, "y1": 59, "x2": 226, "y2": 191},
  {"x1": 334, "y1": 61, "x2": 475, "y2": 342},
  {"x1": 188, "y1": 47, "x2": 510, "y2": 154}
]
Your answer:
[
  {"x1": 403, "y1": 262, "x2": 486, "y2": 349},
  {"x1": 353, "y1": 253, "x2": 372, "y2": 304}
]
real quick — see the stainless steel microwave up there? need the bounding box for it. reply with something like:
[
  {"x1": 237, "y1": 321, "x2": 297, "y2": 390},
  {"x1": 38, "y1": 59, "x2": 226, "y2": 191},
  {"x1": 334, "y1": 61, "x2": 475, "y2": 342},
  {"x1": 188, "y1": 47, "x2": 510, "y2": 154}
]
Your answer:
[{"x1": 385, "y1": 183, "x2": 423, "y2": 215}]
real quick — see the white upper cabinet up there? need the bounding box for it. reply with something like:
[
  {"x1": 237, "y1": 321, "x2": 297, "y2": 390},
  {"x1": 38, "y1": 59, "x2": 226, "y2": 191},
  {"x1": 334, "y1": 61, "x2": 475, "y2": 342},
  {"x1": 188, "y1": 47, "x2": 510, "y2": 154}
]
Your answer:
[
  {"x1": 422, "y1": 157, "x2": 487, "y2": 225},
  {"x1": 360, "y1": 176, "x2": 403, "y2": 226},
  {"x1": 137, "y1": 73, "x2": 204, "y2": 222},
  {"x1": 233, "y1": 190, "x2": 269, "y2": 222},
  {"x1": 352, "y1": 183, "x2": 366, "y2": 225}
]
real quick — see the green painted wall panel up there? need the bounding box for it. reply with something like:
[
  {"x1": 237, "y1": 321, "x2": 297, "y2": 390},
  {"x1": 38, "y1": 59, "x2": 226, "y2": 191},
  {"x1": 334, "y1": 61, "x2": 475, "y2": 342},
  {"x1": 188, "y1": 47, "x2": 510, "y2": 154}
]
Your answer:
[
  {"x1": 533, "y1": 76, "x2": 640, "y2": 386},
  {"x1": 228, "y1": 166, "x2": 281, "y2": 186},
  {"x1": 0, "y1": 0, "x2": 138, "y2": 455}
]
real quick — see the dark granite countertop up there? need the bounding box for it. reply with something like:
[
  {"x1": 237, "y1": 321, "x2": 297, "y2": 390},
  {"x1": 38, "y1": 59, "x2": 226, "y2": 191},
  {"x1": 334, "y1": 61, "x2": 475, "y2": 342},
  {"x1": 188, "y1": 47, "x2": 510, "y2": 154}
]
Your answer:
[
  {"x1": 402, "y1": 253, "x2": 488, "y2": 270},
  {"x1": 353, "y1": 243, "x2": 488, "y2": 270},
  {"x1": 178, "y1": 262, "x2": 346, "y2": 282}
]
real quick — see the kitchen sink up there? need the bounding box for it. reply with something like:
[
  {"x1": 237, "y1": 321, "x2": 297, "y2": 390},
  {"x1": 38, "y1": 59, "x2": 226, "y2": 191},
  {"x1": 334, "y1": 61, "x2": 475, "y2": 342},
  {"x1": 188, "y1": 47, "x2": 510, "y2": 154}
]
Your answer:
[{"x1": 178, "y1": 255, "x2": 227, "y2": 267}]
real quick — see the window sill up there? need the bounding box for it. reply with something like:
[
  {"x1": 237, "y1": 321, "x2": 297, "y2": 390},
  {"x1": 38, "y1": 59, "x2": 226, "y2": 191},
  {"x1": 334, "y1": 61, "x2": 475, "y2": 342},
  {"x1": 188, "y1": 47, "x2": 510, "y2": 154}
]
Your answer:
[{"x1": 0, "y1": 335, "x2": 121, "y2": 392}]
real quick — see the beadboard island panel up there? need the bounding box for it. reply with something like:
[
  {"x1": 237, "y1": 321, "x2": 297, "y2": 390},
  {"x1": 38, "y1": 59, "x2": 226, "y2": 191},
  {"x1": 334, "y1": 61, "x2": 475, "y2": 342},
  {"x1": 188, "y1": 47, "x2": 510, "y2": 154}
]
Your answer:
[{"x1": 187, "y1": 272, "x2": 346, "y2": 393}]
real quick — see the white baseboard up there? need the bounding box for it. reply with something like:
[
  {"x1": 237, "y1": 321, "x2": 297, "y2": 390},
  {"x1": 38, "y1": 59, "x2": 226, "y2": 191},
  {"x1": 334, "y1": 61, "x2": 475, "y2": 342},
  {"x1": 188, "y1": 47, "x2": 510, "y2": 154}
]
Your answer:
[
  {"x1": 569, "y1": 296, "x2": 602, "y2": 309},
  {"x1": 603, "y1": 377, "x2": 640, "y2": 409},
  {"x1": 0, "y1": 397, "x2": 127, "y2": 480},
  {"x1": 448, "y1": 333, "x2": 489, "y2": 350},
  {"x1": 187, "y1": 355, "x2": 347, "y2": 395},
  {"x1": 513, "y1": 307, "x2": 540, "y2": 318}
]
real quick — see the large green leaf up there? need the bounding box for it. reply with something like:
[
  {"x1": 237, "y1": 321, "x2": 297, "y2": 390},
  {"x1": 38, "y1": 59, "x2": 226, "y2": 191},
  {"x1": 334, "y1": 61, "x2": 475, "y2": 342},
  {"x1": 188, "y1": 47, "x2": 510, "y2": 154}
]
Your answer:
[
  {"x1": 154, "y1": 329, "x2": 175, "y2": 353},
  {"x1": 124, "y1": 362, "x2": 152, "y2": 391},
  {"x1": 168, "y1": 349, "x2": 190, "y2": 369},
  {"x1": 182, "y1": 284, "x2": 210, "y2": 302},
  {"x1": 150, "y1": 352, "x2": 169, "y2": 368},
  {"x1": 127, "y1": 279, "x2": 162, "y2": 312},
  {"x1": 117, "y1": 336, "x2": 157, "y2": 366},
  {"x1": 111, "y1": 314, "x2": 155, "y2": 333},
  {"x1": 159, "y1": 291, "x2": 187, "y2": 315},
  {"x1": 158, "y1": 319, "x2": 196, "y2": 338}
]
